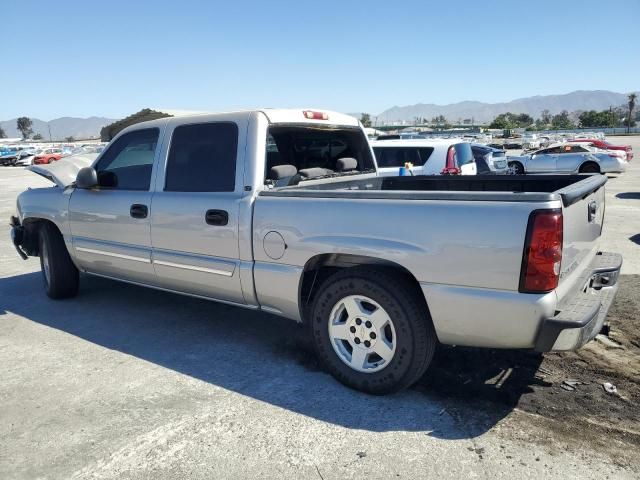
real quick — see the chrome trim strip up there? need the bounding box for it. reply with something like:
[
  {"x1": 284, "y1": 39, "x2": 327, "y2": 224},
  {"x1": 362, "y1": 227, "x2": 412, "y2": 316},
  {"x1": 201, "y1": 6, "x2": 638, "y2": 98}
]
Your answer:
[
  {"x1": 76, "y1": 247, "x2": 150, "y2": 263},
  {"x1": 153, "y1": 259, "x2": 234, "y2": 277}
]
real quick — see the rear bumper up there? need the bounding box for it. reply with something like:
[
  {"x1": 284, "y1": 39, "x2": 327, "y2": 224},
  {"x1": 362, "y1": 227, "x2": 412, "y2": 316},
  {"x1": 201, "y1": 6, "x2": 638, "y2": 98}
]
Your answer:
[{"x1": 534, "y1": 252, "x2": 622, "y2": 352}]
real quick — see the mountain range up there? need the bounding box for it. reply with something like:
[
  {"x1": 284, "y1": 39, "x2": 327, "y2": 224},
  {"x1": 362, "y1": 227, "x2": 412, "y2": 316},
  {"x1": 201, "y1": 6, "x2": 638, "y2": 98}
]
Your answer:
[
  {"x1": 372, "y1": 90, "x2": 635, "y2": 124},
  {"x1": 0, "y1": 116, "x2": 115, "y2": 140},
  {"x1": 1, "y1": 90, "x2": 636, "y2": 138}
]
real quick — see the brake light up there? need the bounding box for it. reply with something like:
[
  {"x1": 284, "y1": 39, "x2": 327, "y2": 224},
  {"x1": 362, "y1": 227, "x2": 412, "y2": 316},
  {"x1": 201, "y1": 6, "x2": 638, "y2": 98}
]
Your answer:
[
  {"x1": 519, "y1": 209, "x2": 563, "y2": 293},
  {"x1": 441, "y1": 146, "x2": 461, "y2": 175},
  {"x1": 303, "y1": 110, "x2": 329, "y2": 120}
]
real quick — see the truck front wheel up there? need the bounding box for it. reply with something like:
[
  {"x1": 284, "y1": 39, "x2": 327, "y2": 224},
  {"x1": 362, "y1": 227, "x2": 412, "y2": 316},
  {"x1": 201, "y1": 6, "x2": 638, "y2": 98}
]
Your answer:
[
  {"x1": 309, "y1": 267, "x2": 436, "y2": 394},
  {"x1": 39, "y1": 223, "x2": 79, "y2": 299}
]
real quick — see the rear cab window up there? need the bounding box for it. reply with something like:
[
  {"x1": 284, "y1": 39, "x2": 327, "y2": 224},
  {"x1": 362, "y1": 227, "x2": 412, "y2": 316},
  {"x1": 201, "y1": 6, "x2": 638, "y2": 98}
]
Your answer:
[{"x1": 264, "y1": 126, "x2": 375, "y2": 184}]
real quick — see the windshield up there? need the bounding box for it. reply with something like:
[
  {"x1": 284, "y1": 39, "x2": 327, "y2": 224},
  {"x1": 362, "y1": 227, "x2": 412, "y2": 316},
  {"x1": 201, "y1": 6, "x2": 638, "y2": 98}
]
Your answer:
[{"x1": 265, "y1": 126, "x2": 375, "y2": 184}]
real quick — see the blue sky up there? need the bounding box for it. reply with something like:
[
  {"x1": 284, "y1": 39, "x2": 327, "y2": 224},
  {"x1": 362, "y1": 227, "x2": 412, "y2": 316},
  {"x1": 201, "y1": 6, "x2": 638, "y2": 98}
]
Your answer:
[{"x1": 2, "y1": 0, "x2": 639, "y2": 120}]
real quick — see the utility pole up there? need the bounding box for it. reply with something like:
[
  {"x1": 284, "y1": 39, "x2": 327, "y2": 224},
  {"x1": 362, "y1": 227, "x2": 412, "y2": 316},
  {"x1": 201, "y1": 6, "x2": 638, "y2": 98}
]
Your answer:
[{"x1": 47, "y1": 124, "x2": 52, "y2": 142}]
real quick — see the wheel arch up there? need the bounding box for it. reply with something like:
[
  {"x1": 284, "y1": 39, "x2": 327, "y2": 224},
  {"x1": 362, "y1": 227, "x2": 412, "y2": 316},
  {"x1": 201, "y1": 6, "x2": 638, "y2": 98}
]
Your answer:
[
  {"x1": 20, "y1": 217, "x2": 64, "y2": 256},
  {"x1": 298, "y1": 253, "x2": 427, "y2": 323},
  {"x1": 578, "y1": 160, "x2": 601, "y2": 173}
]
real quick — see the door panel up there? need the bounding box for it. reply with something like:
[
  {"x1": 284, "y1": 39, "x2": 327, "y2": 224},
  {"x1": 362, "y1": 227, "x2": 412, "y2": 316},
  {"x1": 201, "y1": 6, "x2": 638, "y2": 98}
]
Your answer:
[
  {"x1": 150, "y1": 193, "x2": 244, "y2": 303},
  {"x1": 68, "y1": 126, "x2": 163, "y2": 284},
  {"x1": 149, "y1": 118, "x2": 248, "y2": 304},
  {"x1": 527, "y1": 154, "x2": 556, "y2": 172},
  {"x1": 69, "y1": 189, "x2": 156, "y2": 283}
]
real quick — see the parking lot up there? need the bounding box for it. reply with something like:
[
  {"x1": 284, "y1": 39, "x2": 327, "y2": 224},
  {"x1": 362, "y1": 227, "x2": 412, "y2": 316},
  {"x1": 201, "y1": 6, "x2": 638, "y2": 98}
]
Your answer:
[{"x1": 1, "y1": 136, "x2": 639, "y2": 479}]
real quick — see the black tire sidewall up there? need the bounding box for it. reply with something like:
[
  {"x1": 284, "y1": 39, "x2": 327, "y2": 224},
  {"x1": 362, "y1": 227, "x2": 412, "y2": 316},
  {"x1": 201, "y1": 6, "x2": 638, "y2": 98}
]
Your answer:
[
  {"x1": 38, "y1": 223, "x2": 79, "y2": 299},
  {"x1": 310, "y1": 270, "x2": 432, "y2": 394}
]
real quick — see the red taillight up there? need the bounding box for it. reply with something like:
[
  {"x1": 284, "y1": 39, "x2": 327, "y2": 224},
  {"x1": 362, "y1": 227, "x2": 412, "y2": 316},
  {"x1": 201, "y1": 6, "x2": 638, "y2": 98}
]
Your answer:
[
  {"x1": 303, "y1": 110, "x2": 328, "y2": 120},
  {"x1": 520, "y1": 209, "x2": 563, "y2": 293},
  {"x1": 441, "y1": 146, "x2": 461, "y2": 175}
]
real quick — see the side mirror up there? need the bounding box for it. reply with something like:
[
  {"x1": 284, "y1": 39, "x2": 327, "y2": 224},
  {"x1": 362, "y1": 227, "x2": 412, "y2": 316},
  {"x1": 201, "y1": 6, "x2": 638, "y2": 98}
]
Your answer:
[{"x1": 76, "y1": 167, "x2": 98, "y2": 189}]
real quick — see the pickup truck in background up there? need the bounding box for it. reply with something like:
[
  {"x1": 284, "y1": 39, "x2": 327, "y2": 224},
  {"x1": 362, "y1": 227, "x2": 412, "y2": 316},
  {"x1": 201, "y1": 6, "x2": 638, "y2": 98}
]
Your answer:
[{"x1": 10, "y1": 109, "x2": 622, "y2": 394}]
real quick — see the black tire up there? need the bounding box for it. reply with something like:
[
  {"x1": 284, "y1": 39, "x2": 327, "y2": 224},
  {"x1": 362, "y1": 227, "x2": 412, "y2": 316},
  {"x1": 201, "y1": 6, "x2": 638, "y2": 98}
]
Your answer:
[
  {"x1": 39, "y1": 223, "x2": 79, "y2": 299},
  {"x1": 508, "y1": 161, "x2": 525, "y2": 175},
  {"x1": 309, "y1": 267, "x2": 436, "y2": 394},
  {"x1": 579, "y1": 163, "x2": 600, "y2": 174}
]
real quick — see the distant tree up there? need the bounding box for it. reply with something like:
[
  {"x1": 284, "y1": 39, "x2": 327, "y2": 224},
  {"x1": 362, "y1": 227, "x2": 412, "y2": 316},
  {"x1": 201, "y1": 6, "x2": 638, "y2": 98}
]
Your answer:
[
  {"x1": 65, "y1": 136, "x2": 76, "y2": 142},
  {"x1": 431, "y1": 115, "x2": 447, "y2": 125},
  {"x1": 32, "y1": 133, "x2": 43, "y2": 140},
  {"x1": 551, "y1": 110, "x2": 575, "y2": 130},
  {"x1": 489, "y1": 112, "x2": 533, "y2": 129},
  {"x1": 578, "y1": 110, "x2": 617, "y2": 128},
  {"x1": 360, "y1": 113, "x2": 372, "y2": 127},
  {"x1": 0, "y1": 126, "x2": 6, "y2": 138},
  {"x1": 628, "y1": 93, "x2": 637, "y2": 132},
  {"x1": 540, "y1": 109, "x2": 552, "y2": 124},
  {"x1": 489, "y1": 113, "x2": 513, "y2": 129},
  {"x1": 16, "y1": 117, "x2": 33, "y2": 139},
  {"x1": 514, "y1": 113, "x2": 534, "y2": 127}
]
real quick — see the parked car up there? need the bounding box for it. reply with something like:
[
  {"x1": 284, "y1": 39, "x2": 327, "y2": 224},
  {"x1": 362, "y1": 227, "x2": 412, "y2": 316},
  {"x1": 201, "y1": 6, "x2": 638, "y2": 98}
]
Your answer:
[
  {"x1": 32, "y1": 148, "x2": 64, "y2": 165},
  {"x1": 0, "y1": 148, "x2": 35, "y2": 166},
  {"x1": 569, "y1": 138, "x2": 633, "y2": 161},
  {"x1": 371, "y1": 139, "x2": 477, "y2": 176},
  {"x1": 470, "y1": 144, "x2": 508, "y2": 174},
  {"x1": 521, "y1": 134, "x2": 541, "y2": 150},
  {"x1": 507, "y1": 143, "x2": 627, "y2": 174},
  {"x1": 11, "y1": 109, "x2": 621, "y2": 394}
]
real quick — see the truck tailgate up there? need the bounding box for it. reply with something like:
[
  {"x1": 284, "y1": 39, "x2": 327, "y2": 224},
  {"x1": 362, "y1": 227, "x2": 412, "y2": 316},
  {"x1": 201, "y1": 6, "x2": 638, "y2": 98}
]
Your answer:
[{"x1": 557, "y1": 175, "x2": 607, "y2": 293}]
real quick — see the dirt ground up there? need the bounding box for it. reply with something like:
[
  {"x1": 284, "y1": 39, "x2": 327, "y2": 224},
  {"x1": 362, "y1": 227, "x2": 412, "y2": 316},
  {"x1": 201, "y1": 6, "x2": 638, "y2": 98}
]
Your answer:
[{"x1": 412, "y1": 274, "x2": 640, "y2": 466}]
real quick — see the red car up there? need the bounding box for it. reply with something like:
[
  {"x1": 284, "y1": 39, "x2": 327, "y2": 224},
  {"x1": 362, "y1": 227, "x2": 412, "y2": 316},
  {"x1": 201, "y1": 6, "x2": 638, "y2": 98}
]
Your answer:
[
  {"x1": 32, "y1": 148, "x2": 64, "y2": 165},
  {"x1": 569, "y1": 138, "x2": 633, "y2": 161}
]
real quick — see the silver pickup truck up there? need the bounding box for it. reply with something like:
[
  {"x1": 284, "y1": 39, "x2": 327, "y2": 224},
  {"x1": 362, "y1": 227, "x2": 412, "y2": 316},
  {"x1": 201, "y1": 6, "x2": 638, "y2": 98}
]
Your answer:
[{"x1": 10, "y1": 109, "x2": 622, "y2": 394}]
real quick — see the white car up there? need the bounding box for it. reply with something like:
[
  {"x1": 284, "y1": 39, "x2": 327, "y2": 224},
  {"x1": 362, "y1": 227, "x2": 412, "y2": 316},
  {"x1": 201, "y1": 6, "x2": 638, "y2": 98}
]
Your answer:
[{"x1": 371, "y1": 139, "x2": 477, "y2": 176}]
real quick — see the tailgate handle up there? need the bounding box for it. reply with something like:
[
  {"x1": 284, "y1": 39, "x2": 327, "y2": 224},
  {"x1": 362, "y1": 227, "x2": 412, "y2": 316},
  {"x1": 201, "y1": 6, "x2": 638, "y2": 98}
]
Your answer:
[
  {"x1": 588, "y1": 201, "x2": 598, "y2": 223},
  {"x1": 205, "y1": 209, "x2": 229, "y2": 226}
]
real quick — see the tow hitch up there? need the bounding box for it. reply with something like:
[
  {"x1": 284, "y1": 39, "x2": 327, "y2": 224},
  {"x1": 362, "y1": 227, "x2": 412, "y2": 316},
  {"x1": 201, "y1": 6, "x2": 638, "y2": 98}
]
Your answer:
[{"x1": 10, "y1": 216, "x2": 28, "y2": 260}]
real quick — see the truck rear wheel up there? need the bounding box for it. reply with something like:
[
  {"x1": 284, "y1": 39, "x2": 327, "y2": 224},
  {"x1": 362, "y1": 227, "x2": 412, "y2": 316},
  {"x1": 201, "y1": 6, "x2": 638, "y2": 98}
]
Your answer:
[
  {"x1": 39, "y1": 223, "x2": 79, "y2": 299},
  {"x1": 309, "y1": 267, "x2": 436, "y2": 394}
]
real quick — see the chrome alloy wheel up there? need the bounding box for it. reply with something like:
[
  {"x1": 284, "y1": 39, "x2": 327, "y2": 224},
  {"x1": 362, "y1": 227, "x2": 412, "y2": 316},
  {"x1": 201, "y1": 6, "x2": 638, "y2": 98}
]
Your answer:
[{"x1": 328, "y1": 295, "x2": 397, "y2": 373}]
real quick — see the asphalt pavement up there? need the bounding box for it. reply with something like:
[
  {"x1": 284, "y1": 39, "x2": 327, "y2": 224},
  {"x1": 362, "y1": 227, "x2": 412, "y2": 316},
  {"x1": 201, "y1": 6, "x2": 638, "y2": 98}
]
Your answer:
[{"x1": 1, "y1": 137, "x2": 639, "y2": 479}]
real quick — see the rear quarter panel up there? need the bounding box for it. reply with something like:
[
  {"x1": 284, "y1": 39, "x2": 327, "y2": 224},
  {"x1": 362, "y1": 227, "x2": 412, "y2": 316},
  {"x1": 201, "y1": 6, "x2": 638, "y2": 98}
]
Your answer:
[{"x1": 252, "y1": 195, "x2": 558, "y2": 321}]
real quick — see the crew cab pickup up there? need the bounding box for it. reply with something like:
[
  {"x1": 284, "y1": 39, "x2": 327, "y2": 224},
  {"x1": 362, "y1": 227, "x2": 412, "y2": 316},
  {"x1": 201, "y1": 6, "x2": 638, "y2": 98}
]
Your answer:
[{"x1": 10, "y1": 109, "x2": 622, "y2": 394}]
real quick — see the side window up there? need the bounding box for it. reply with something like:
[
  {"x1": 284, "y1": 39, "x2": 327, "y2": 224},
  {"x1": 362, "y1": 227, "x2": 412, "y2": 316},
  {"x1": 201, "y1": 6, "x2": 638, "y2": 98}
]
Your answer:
[
  {"x1": 418, "y1": 148, "x2": 434, "y2": 165},
  {"x1": 165, "y1": 122, "x2": 238, "y2": 192},
  {"x1": 373, "y1": 147, "x2": 430, "y2": 168},
  {"x1": 95, "y1": 128, "x2": 159, "y2": 191},
  {"x1": 569, "y1": 145, "x2": 588, "y2": 153}
]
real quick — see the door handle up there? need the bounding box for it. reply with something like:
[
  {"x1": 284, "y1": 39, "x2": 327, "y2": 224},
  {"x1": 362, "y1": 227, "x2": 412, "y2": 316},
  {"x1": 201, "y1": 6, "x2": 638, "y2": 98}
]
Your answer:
[
  {"x1": 130, "y1": 204, "x2": 148, "y2": 219},
  {"x1": 205, "y1": 209, "x2": 228, "y2": 226}
]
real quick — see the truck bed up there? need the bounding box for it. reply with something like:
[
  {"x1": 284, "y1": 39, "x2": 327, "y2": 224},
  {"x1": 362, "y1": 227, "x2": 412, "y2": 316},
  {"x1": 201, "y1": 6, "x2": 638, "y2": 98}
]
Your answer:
[{"x1": 261, "y1": 174, "x2": 607, "y2": 208}]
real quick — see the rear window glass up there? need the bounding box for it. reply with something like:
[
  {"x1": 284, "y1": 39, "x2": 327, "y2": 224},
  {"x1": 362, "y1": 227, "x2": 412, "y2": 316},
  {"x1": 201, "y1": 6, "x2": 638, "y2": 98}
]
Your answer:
[
  {"x1": 453, "y1": 143, "x2": 474, "y2": 167},
  {"x1": 265, "y1": 126, "x2": 375, "y2": 182},
  {"x1": 373, "y1": 147, "x2": 433, "y2": 167},
  {"x1": 165, "y1": 122, "x2": 238, "y2": 192}
]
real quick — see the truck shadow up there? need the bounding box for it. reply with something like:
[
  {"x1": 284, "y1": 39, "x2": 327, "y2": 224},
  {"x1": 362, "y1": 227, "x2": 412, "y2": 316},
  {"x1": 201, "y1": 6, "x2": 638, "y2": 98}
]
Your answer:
[
  {"x1": 616, "y1": 192, "x2": 640, "y2": 200},
  {"x1": 0, "y1": 272, "x2": 543, "y2": 440}
]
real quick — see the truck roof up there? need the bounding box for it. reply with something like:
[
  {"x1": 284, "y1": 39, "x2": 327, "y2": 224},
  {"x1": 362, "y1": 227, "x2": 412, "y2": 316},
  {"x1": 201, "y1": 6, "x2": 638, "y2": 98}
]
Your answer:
[{"x1": 126, "y1": 109, "x2": 361, "y2": 130}]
